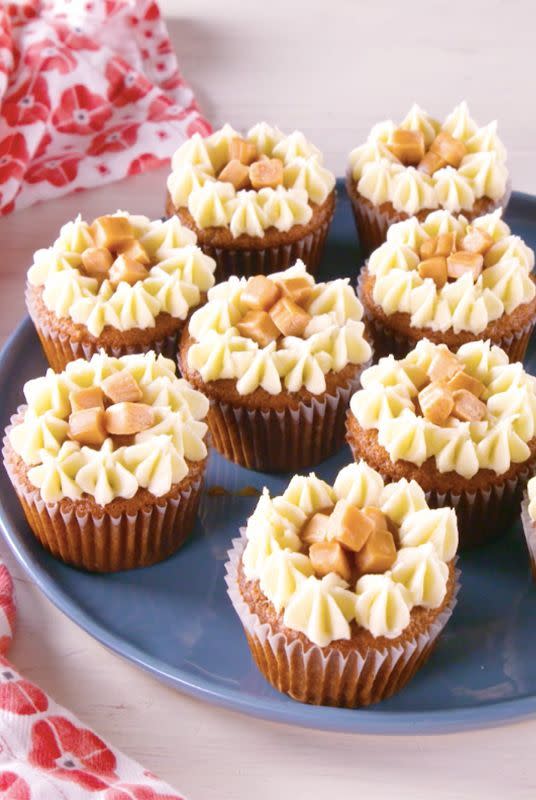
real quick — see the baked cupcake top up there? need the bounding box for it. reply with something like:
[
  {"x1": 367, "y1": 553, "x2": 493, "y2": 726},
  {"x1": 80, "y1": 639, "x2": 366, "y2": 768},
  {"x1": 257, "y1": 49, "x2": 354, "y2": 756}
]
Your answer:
[
  {"x1": 242, "y1": 461, "x2": 458, "y2": 646},
  {"x1": 350, "y1": 338, "x2": 536, "y2": 479},
  {"x1": 527, "y1": 476, "x2": 536, "y2": 522},
  {"x1": 167, "y1": 123, "x2": 336, "y2": 238},
  {"x1": 366, "y1": 208, "x2": 535, "y2": 334},
  {"x1": 8, "y1": 351, "x2": 209, "y2": 506},
  {"x1": 27, "y1": 212, "x2": 216, "y2": 337},
  {"x1": 348, "y1": 102, "x2": 508, "y2": 215},
  {"x1": 185, "y1": 261, "x2": 372, "y2": 395}
]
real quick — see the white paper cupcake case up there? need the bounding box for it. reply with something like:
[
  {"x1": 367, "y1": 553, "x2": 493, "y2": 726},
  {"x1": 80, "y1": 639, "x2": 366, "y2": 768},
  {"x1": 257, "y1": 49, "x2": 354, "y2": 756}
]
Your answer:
[
  {"x1": 225, "y1": 534, "x2": 460, "y2": 708},
  {"x1": 520, "y1": 495, "x2": 536, "y2": 582}
]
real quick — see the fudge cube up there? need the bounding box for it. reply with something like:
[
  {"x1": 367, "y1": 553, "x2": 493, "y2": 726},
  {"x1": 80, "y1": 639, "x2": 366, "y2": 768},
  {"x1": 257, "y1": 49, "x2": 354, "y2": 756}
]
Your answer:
[
  {"x1": 242, "y1": 275, "x2": 281, "y2": 311},
  {"x1": 447, "y1": 251, "x2": 484, "y2": 281},
  {"x1": 418, "y1": 257, "x2": 448, "y2": 289},
  {"x1": 430, "y1": 132, "x2": 467, "y2": 168},
  {"x1": 81, "y1": 247, "x2": 113, "y2": 279},
  {"x1": 328, "y1": 499, "x2": 374, "y2": 553},
  {"x1": 237, "y1": 310, "x2": 280, "y2": 347},
  {"x1": 218, "y1": 159, "x2": 251, "y2": 190},
  {"x1": 91, "y1": 215, "x2": 133, "y2": 250},
  {"x1": 105, "y1": 402, "x2": 154, "y2": 435},
  {"x1": 109, "y1": 254, "x2": 149, "y2": 286},
  {"x1": 68, "y1": 407, "x2": 107, "y2": 448},
  {"x1": 354, "y1": 528, "x2": 397, "y2": 576},
  {"x1": 249, "y1": 158, "x2": 284, "y2": 190},
  {"x1": 388, "y1": 129, "x2": 425, "y2": 165},
  {"x1": 117, "y1": 238, "x2": 151, "y2": 266},
  {"x1": 419, "y1": 232, "x2": 457, "y2": 260},
  {"x1": 229, "y1": 137, "x2": 258, "y2": 166},
  {"x1": 427, "y1": 349, "x2": 462, "y2": 382},
  {"x1": 309, "y1": 541, "x2": 353, "y2": 583},
  {"x1": 101, "y1": 371, "x2": 143, "y2": 404},
  {"x1": 460, "y1": 226, "x2": 494, "y2": 255},
  {"x1": 277, "y1": 276, "x2": 313, "y2": 307},
  {"x1": 301, "y1": 512, "x2": 331, "y2": 546},
  {"x1": 69, "y1": 386, "x2": 105, "y2": 414},
  {"x1": 447, "y1": 370, "x2": 485, "y2": 398},
  {"x1": 270, "y1": 297, "x2": 311, "y2": 337},
  {"x1": 418, "y1": 381, "x2": 454, "y2": 425},
  {"x1": 451, "y1": 389, "x2": 487, "y2": 422},
  {"x1": 418, "y1": 150, "x2": 445, "y2": 176}
]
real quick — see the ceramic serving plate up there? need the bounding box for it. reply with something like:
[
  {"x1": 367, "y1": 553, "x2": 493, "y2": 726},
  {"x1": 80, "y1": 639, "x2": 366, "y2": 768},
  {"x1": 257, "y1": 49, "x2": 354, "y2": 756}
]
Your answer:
[{"x1": 1, "y1": 186, "x2": 536, "y2": 735}]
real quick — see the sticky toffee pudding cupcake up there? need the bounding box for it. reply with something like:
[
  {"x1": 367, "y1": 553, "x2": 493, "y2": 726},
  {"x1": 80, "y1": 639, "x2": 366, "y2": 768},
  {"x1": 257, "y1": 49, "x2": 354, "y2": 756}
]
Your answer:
[
  {"x1": 347, "y1": 102, "x2": 511, "y2": 254},
  {"x1": 347, "y1": 339, "x2": 536, "y2": 546},
  {"x1": 3, "y1": 351, "x2": 209, "y2": 572},
  {"x1": 179, "y1": 260, "x2": 372, "y2": 472},
  {"x1": 166, "y1": 123, "x2": 336, "y2": 278},
  {"x1": 225, "y1": 462, "x2": 459, "y2": 707},
  {"x1": 359, "y1": 209, "x2": 536, "y2": 360},
  {"x1": 26, "y1": 212, "x2": 216, "y2": 371}
]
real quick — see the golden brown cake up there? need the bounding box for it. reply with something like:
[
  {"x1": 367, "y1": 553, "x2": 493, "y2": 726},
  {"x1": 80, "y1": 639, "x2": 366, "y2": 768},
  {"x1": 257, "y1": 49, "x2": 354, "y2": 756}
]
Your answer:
[
  {"x1": 26, "y1": 211, "x2": 216, "y2": 370},
  {"x1": 347, "y1": 103, "x2": 511, "y2": 254},
  {"x1": 165, "y1": 123, "x2": 336, "y2": 278},
  {"x1": 178, "y1": 261, "x2": 372, "y2": 471},
  {"x1": 3, "y1": 351, "x2": 209, "y2": 572},
  {"x1": 226, "y1": 463, "x2": 459, "y2": 707}
]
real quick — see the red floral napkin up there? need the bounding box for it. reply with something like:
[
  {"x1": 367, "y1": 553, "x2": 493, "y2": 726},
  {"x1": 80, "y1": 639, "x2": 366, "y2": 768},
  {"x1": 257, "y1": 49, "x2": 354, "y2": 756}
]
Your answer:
[
  {"x1": 0, "y1": 0, "x2": 211, "y2": 215},
  {"x1": 0, "y1": 558, "x2": 185, "y2": 798}
]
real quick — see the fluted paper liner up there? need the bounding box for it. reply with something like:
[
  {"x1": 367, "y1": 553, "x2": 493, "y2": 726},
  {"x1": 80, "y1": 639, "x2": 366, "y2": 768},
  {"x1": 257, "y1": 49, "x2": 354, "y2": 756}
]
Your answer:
[
  {"x1": 520, "y1": 495, "x2": 536, "y2": 582},
  {"x1": 225, "y1": 534, "x2": 459, "y2": 708},
  {"x1": 357, "y1": 270, "x2": 535, "y2": 364},
  {"x1": 346, "y1": 172, "x2": 512, "y2": 256},
  {"x1": 3, "y1": 415, "x2": 204, "y2": 573},
  {"x1": 206, "y1": 368, "x2": 368, "y2": 473}
]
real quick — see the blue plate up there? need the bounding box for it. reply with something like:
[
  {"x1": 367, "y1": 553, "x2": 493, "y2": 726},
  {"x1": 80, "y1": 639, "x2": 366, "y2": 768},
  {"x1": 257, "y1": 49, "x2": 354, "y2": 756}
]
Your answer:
[{"x1": 1, "y1": 186, "x2": 536, "y2": 735}]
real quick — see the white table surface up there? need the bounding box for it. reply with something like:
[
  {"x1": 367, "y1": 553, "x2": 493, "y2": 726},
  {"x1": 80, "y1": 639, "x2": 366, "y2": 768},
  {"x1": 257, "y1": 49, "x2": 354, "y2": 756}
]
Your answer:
[{"x1": 2, "y1": 1, "x2": 536, "y2": 796}]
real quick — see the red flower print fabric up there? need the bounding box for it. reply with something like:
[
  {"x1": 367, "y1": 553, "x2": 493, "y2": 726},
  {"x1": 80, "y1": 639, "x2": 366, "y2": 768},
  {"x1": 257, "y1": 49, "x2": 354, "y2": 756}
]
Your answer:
[
  {"x1": 0, "y1": 558, "x2": 186, "y2": 798},
  {"x1": 0, "y1": 0, "x2": 210, "y2": 214}
]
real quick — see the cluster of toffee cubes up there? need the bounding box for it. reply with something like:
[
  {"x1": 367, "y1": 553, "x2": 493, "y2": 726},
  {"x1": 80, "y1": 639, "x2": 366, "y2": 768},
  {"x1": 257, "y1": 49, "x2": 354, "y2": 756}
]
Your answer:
[
  {"x1": 416, "y1": 225, "x2": 495, "y2": 290},
  {"x1": 300, "y1": 500, "x2": 397, "y2": 583},
  {"x1": 236, "y1": 274, "x2": 315, "y2": 347},
  {"x1": 417, "y1": 348, "x2": 487, "y2": 426},
  {"x1": 386, "y1": 126, "x2": 467, "y2": 177},
  {"x1": 67, "y1": 372, "x2": 154, "y2": 448},
  {"x1": 77, "y1": 216, "x2": 153, "y2": 287},
  {"x1": 216, "y1": 137, "x2": 285, "y2": 191}
]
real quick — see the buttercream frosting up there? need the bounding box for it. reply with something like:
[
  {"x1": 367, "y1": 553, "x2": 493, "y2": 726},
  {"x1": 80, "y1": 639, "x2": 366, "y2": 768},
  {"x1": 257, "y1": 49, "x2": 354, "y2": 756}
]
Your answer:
[{"x1": 528, "y1": 476, "x2": 536, "y2": 522}]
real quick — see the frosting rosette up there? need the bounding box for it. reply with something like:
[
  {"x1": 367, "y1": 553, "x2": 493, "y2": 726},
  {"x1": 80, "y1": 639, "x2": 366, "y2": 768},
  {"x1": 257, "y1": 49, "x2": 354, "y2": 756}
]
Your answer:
[
  {"x1": 241, "y1": 462, "x2": 458, "y2": 646},
  {"x1": 366, "y1": 209, "x2": 535, "y2": 335},
  {"x1": 167, "y1": 123, "x2": 336, "y2": 237},
  {"x1": 7, "y1": 351, "x2": 209, "y2": 506},
  {"x1": 348, "y1": 102, "x2": 508, "y2": 215}
]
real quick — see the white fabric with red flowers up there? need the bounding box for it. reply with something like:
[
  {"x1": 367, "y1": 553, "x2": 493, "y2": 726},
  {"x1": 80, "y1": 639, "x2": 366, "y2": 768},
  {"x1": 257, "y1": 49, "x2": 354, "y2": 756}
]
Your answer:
[
  {"x1": 0, "y1": 0, "x2": 210, "y2": 215},
  {"x1": 0, "y1": 559, "x2": 185, "y2": 798}
]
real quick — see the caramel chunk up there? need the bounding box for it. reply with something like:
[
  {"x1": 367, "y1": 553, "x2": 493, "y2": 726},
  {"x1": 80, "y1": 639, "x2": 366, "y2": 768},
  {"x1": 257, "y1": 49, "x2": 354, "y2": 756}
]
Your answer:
[
  {"x1": 68, "y1": 407, "x2": 107, "y2": 448},
  {"x1": 420, "y1": 232, "x2": 456, "y2": 261},
  {"x1": 418, "y1": 150, "x2": 445, "y2": 176},
  {"x1": 218, "y1": 158, "x2": 251, "y2": 190},
  {"x1": 460, "y1": 226, "x2": 494, "y2": 255},
  {"x1": 418, "y1": 257, "x2": 447, "y2": 289},
  {"x1": 101, "y1": 371, "x2": 143, "y2": 404},
  {"x1": 117, "y1": 238, "x2": 150, "y2": 266},
  {"x1": 91, "y1": 215, "x2": 133, "y2": 250},
  {"x1": 419, "y1": 381, "x2": 454, "y2": 425},
  {"x1": 447, "y1": 251, "x2": 484, "y2": 281},
  {"x1": 329, "y1": 500, "x2": 374, "y2": 553},
  {"x1": 451, "y1": 389, "x2": 487, "y2": 422},
  {"x1": 242, "y1": 275, "x2": 281, "y2": 311},
  {"x1": 249, "y1": 158, "x2": 283, "y2": 190},
  {"x1": 447, "y1": 370, "x2": 485, "y2": 398},
  {"x1": 105, "y1": 402, "x2": 154, "y2": 435},
  {"x1": 109, "y1": 254, "x2": 149, "y2": 286},
  {"x1": 430, "y1": 132, "x2": 467, "y2": 168},
  {"x1": 270, "y1": 297, "x2": 311, "y2": 337},
  {"x1": 229, "y1": 137, "x2": 257, "y2": 166},
  {"x1": 81, "y1": 247, "x2": 113, "y2": 279},
  {"x1": 387, "y1": 129, "x2": 425, "y2": 166},
  {"x1": 309, "y1": 541, "x2": 352, "y2": 583},
  {"x1": 354, "y1": 528, "x2": 397, "y2": 576},
  {"x1": 363, "y1": 506, "x2": 389, "y2": 535},
  {"x1": 301, "y1": 512, "x2": 331, "y2": 546},
  {"x1": 427, "y1": 349, "x2": 462, "y2": 382},
  {"x1": 69, "y1": 386, "x2": 104, "y2": 414},
  {"x1": 277, "y1": 276, "x2": 313, "y2": 307},
  {"x1": 236, "y1": 310, "x2": 280, "y2": 347}
]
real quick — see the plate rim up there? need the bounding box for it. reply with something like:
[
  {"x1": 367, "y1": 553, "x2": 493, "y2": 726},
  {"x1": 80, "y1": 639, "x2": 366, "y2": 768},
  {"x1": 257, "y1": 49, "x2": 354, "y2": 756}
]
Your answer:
[{"x1": 3, "y1": 190, "x2": 536, "y2": 735}]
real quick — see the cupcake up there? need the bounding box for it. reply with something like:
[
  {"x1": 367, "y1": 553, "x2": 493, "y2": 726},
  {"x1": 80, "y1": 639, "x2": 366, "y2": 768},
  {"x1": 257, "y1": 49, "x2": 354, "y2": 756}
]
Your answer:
[
  {"x1": 26, "y1": 211, "x2": 216, "y2": 371},
  {"x1": 165, "y1": 122, "x2": 336, "y2": 279},
  {"x1": 178, "y1": 260, "x2": 372, "y2": 472},
  {"x1": 346, "y1": 339, "x2": 536, "y2": 547},
  {"x1": 347, "y1": 102, "x2": 510, "y2": 254},
  {"x1": 2, "y1": 351, "x2": 209, "y2": 572},
  {"x1": 521, "y1": 477, "x2": 536, "y2": 581},
  {"x1": 225, "y1": 461, "x2": 459, "y2": 707},
  {"x1": 359, "y1": 208, "x2": 536, "y2": 361}
]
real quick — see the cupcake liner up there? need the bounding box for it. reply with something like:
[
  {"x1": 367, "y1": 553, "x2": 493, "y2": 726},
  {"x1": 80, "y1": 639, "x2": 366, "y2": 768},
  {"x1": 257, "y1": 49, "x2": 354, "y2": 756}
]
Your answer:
[
  {"x1": 520, "y1": 495, "x2": 536, "y2": 582},
  {"x1": 347, "y1": 173, "x2": 512, "y2": 256},
  {"x1": 206, "y1": 369, "x2": 367, "y2": 473},
  {"x1": 357, "y1": 270, "x2": 535, "y2": 363},
  {"x1": 3, "y1": 421, "x2": 204, "y2": 573},
  {"x1": 225, "y1": 534, "x2": 459, "y2": 708}
]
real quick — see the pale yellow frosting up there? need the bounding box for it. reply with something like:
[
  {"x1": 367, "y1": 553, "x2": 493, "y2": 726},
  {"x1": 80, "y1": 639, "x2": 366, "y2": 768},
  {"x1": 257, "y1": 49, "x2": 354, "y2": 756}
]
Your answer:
[
  {"x1": 367, "y1": 209, "x2": 535, "y2": 334},
  {"x1": 528, "y1": 476, "x2": 536, "y2": 522},
  {"x1": 350, "y1": 339, "x2": 536, "y2": 479},
  {"x1": 242, "y1": 463, "x2": 458, "y2": 645},
  {"x1": 187, "y1": 261, "x2": 371, "y2": 395},
  {"x1": 28, "y1": 213, "x2": 216, "y2": 337},
  {"x1": 9, "y1": 352, "x2": 209, "y2": 506},
  {"x1": 167, "y1": 123, "x2": 335, "y2": 237},
  {"x1": 349, "y1": 102, "x2": 508, "y2": 213}
]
